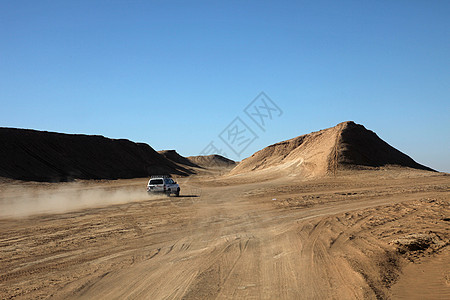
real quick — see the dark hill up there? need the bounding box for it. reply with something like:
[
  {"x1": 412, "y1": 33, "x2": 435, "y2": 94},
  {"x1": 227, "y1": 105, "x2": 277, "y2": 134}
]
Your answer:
[
  {"x1": 159, "y1": 150, "x2": 236, "y2": 170},
  {"x1": 0, "y1": 128, "x2": 191, "y2": 182},
  {"x1": 158, "y1": 150, "x2": 201, "y2": 168},
  {"x1": 333, "y1": 121, "x2": 435, "y2": 171},
  {"x1": 187, "y1": 154, "x2": 236, "y2": 169}
]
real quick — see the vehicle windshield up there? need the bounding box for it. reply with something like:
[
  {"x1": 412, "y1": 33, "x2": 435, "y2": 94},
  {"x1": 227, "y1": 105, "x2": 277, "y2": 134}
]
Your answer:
[{"x1": 150, "y1": 179, "x2": 164, "y2": 185}]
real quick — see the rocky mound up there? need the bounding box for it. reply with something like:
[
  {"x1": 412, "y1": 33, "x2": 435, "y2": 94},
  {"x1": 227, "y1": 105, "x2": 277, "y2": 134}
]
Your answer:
[
  {"x1": 158, "y1": 150, "x2": 200, "y2": 168},
  {"x1": 187, "y1": 154, "x2": 236, "y2": 169},
  {"x1": 230, "y1": 121, "x2": 433, "y2": 177},
  {"x1": 0, "y1": 128, "x2": 191, "y2": 182}
]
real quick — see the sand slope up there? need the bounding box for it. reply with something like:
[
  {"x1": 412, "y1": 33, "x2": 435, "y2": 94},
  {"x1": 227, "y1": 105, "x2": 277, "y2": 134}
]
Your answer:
[
  {"x1": 230, "y1": 121, "x2": 433, "y2": 178},
  {"x1": 187, "y1": 154, "x2": 236, "y2": 169},
  {"x1": 158, "y1": 150, "x2": 201, "y2": 168},
  {"x1": 158, "y1": 151, "x2": 236, "y2": 175}
]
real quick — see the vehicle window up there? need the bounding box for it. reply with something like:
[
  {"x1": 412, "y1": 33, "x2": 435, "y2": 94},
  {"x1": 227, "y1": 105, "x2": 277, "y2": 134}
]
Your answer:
[{"x1": 150, "y1": 179, "x2": 163, "y2": 185}]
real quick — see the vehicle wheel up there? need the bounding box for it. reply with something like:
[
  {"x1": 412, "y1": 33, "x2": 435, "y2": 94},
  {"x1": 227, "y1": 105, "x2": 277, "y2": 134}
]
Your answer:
[
  {"x1": 166, "y1": 190, "x2": 171, "y2": 197},
  {"x1": 175, "y1": 189, "x2": 180, "y2": 197}
]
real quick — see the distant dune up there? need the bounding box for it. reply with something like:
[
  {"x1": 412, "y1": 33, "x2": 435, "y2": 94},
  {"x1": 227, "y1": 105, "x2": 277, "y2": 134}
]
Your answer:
[
  {"x1": 158, "y1": 150, "x2": 201, "y2": 168},
  {"x1": 230, "y1": 121, "x2": 434, "y2": 177},
  {"x1": 187, "y1": 154, "x2": 237, "y2": 169},
  {"x1": 0, "y1": 128, "x2": 191, "y2": 182},
  {"x1": 159, "y1": 150, "x2": 236, "y2": 170}
]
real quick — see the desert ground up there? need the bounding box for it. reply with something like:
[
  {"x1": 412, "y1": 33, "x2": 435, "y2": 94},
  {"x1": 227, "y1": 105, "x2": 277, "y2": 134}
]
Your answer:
[{"x1": 0, "y1": 168, "x2": 449, "y2": 299}]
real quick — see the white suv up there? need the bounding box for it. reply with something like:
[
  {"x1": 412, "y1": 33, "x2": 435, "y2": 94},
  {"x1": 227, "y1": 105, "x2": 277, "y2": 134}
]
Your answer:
[{"x1": 147, "y1": 176, "x2": 180, "y2": 197}]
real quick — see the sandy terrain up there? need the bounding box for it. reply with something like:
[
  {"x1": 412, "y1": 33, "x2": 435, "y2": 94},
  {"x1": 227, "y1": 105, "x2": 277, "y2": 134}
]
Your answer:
[{"x1": 0, "y1": 169, "x2": 449, "y2": 299}]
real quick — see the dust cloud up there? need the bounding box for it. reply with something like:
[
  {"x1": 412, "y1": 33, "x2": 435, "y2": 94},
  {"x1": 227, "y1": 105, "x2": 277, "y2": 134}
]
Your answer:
[{"x1": 0, "y1": 184, "x2": 160, "y2": 218}]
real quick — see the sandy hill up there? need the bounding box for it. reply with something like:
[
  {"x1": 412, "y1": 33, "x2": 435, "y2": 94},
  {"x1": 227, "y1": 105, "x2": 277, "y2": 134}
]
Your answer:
[
  {"x1": 158, "y1": 150, "x2": 201, "y2": 168},
  {"x1": 159, "y1": 151, "x2": 236, "y2": 175},
  {"x1": 0, "y1": 128, "x2": 191, "y2": 182},
  {"x1": 230, "y1": 121, "x2": 434, "y2": 178},
  {"x1": 187, "y1": 154, "x2": 237, "y2": 169}
]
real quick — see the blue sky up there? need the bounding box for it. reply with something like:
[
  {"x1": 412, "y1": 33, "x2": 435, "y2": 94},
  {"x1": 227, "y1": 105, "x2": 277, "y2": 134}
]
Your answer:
[{"x1": 1, "y1": 0, "x2": 449, "y2": 171}]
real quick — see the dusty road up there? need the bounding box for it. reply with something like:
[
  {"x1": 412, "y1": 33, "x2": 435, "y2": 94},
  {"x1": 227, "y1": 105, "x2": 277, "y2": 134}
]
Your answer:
[{"x1": 1, "y1": 169, "x2": 449, "y2": 299}]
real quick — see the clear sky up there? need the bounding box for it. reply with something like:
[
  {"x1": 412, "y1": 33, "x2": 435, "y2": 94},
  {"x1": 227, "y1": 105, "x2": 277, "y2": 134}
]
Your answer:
[{"x1": 1, "y1": 0, "x2": 449, "y2": 171}]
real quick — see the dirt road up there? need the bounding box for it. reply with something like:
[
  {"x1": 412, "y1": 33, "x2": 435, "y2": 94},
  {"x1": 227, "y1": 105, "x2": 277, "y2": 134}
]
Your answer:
[{"x1": 1, "y1": 170, "x2": 449, "y2": 299}]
